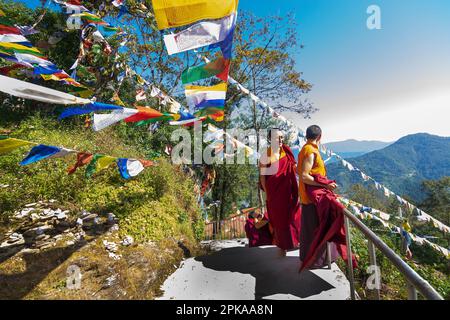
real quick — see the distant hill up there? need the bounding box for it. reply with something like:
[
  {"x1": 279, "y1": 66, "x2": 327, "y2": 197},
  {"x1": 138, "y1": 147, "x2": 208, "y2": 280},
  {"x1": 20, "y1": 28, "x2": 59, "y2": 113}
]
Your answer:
[
  {"x1": 326, "y1": 133, "x2": 450, "y2": 202},
  {"x1": 325, "y1": 139, "x2": 392, "y2": 153}
]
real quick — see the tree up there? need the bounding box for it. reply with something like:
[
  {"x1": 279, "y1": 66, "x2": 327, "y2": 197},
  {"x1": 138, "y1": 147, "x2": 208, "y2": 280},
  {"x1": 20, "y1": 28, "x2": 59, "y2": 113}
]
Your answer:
[
  {"x1": 347, "y1": 184, "x2": 388, "y2": 212},
  {"x1": 208, "y1": 11, "x2": 317, "y2": 210},
  {"x1": 420, "y1": 177, "x2": 450, "y2": 226}
]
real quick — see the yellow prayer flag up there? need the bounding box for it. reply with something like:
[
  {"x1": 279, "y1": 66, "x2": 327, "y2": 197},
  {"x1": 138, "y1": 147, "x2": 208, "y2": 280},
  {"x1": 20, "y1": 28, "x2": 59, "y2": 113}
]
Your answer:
[
  {"x1": 152, "y1": 0, "x2": 239, "y2": 30},
  {"x1": 136, "y1": 75, "x2": 146, "y2": 85},
  {"x1": 97, "y1": 156, "x2": 117, "y2": 171},
  {"x1": 0, "y1": 9, "x2": 5, "y2": 16},
  {"x1": 0, "y1": 138, "x2": 32, "y2": 155}
]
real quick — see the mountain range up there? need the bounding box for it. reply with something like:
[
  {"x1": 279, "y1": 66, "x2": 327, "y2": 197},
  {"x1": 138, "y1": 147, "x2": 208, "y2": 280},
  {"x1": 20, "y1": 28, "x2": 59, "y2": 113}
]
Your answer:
[
  {"x1": 326, "y1": 133, "x2": 450, "y2": 202},
  {"x1": 324, "y1": 139, "x2": 392, "y2": 160}
]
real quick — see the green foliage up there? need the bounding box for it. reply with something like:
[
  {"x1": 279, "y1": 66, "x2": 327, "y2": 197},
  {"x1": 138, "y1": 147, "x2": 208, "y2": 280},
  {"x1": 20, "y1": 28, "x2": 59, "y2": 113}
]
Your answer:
[
  {"x1": 0, "y1": 107, "x2": 203, "y2": 243},
  {"x1": 337, "y1": 212, "x2": 450, "y2": 299},
  {"x1": 346, "y1": 184, "x2": 389, "y2": 212},
  {"x1": 420, "y1": 177, "x2": 450, "y2": 226}
]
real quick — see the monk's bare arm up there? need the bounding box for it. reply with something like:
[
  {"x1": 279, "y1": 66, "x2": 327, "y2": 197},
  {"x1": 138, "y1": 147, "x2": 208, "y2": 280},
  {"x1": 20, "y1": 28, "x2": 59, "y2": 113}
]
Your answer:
[
  {"x1": 300, "y1": 153, "x2": 325, "y2": 187},
  {"x1": 301, "y1": 154, "x2": 337, "y2": 190}
]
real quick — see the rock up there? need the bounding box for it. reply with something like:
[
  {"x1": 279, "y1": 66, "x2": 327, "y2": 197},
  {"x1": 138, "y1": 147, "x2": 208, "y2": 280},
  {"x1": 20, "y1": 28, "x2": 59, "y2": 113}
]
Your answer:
[
  {"x1": 56, "y1": 211, "x2": 68, "y2": 220},
  {"x1": 109, "y1": 224, "x2": 119, "y2": 232},
  {"x1": 103, "y1": 240, "x2": 118, "y2": 252},
  {"x1": 76, "y1": 218, "x2": 83, "y2": 226},
  {"x1": 23, "y1": 225, "x2": 53, "y2": 239},
  {"x1": 39, "y1": 209, "x2": 56, "y2": 221},
  {"x1": 35, "y1": 242, "x2": 55, "y2": 250},
  {"x1": 12, "y1": 207, "x2": 36, "y2": 219},
  {"x1": 108, "y1": 252, "x2": 122, "y2": 260},
  {"x1": 106, "y1": 213, "x2": 117, "y2": 224},
  {"x1": 34, "y1": 234, "x2": 50, "y2": 242},
  {"x1": 82, "y1": 213, "x2": 98, "y2": 222},
  {"x1": 0, "y1": 233, "x2": 25, "y2": 247},
  {"x1": 55, "y1": 220, "x2": 71, "y2": 230},
  {"x1": 24, "y1": 203, "x2": 37, "y2": 208},
  {"x1": 81, "y1": 210, "x2": 90, "y2": 217},
  {"x1": 103, "y1": 274, "x2": 118, "y2": 288},
  {"x1": 21, "y1": 248, "x2": 40, "y2": 254},
  {"x1": 121, "y1": 236, "x2": 134, "y2": 247}
]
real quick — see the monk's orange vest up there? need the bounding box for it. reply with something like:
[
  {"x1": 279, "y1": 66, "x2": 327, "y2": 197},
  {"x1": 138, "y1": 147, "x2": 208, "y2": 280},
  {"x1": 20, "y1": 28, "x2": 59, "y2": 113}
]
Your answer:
[{"x1": 298, "y1": 142, "x2": 326, "y2": 205}]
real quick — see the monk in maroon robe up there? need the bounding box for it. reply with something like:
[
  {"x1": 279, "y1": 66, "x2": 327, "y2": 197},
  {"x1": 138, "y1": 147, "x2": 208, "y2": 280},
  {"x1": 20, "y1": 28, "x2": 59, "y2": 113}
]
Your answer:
[
  {"x1": 260, "y1": 129, "x2": 301, "y2": 255},
  {"x1": 300, "y1": 174, "x2": 357, "y2": 271},
  {"x1": 245, "y1": 210, "x2": 273, "y2": 247}
]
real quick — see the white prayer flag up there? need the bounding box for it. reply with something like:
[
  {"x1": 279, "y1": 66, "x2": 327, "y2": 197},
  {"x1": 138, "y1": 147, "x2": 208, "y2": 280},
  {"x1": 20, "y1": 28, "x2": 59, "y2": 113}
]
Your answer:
[
  {"x1": 93, "y1": 108, "x2": 139, "y2": 131},
  {"x1": 0, "y1": 75, "x2": 90, "y2": 105},
  {"x1": 163, "y1": 14, "x2": 236, "y2": 55}
]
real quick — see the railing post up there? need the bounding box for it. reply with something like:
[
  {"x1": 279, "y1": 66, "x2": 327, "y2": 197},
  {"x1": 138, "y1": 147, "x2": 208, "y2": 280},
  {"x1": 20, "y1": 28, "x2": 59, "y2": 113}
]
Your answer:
[
  {"x1": 367, "y1": 239, "x2": 381, "y2": 300},
  {"x1": 344, "y1": 215, "x2": 356, "y2": 300},
  {"x1": 407, "y1": 281, "x2": 418, "y2": 300}
]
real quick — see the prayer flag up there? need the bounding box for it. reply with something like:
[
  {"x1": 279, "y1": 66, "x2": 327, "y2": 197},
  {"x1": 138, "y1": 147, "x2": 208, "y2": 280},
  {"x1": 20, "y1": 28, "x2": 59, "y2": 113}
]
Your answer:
[
  {"x1": 135, "y1": 89, "x2": 147, "y2": 101},
  {"x1": 85, "y1": 154, "x2": 117, "y2": 178},
  {"x1": 0, "y1": 136, "x2": 32, "y2": 155},
  {"x1": 92, "y1": 108, "x2": 139, "y2": 131},
  {"x1": 124, "y1": 106, "x2": 163, "y2": 123},
  {"x1": 163, "y1": 13, "x2": 236, "y2": 55},
  {"x1": 20, "y1": 144, "x2": 74, "y2": 165},
  {"x1": 70, "y1": 12, "x2": 109, "y2": 26},
  {"x1": 68, "y1": 152, "x2": 93, "y2": 174},
  {"x1": 185, "y1": 83, "x2": 227, "y2": 116},
  {"x1": 182, "y1": 57, "x2": 230, "y2": 84},
  {"x1": 152, "y1": 0, "x2": 238, "y2": 30},
  {"x1": 59, "y1": 102, "x2": 123, "y2": 119},
  {"x1": 0, "y1": 34, "x2": 29, "y2": 43},
  {"x1": 117, "y1": 158, "x2": 154, "y2": 179}
]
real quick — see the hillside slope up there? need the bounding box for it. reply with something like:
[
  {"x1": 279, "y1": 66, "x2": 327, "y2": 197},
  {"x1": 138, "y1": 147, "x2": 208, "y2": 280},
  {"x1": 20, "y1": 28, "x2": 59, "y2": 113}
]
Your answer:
[
  {"x1": 0, "y1": 104, "x2": 204, "y2": 299},
  {"x1": 327, "y1": 133, "x2": 450, "y2": 202}
]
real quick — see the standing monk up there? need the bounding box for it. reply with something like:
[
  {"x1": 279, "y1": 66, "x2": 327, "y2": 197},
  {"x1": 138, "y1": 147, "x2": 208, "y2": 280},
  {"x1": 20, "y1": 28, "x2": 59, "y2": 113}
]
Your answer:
[
  {"x1": 298, "y1": 125, "x2": 356, "y2": 270},
  {"x1": 260, "y1": 129, "x2": 301, "y2": 256},
  {"x1": 297, "y1": 125, "x2": 338, "y2": 269}
]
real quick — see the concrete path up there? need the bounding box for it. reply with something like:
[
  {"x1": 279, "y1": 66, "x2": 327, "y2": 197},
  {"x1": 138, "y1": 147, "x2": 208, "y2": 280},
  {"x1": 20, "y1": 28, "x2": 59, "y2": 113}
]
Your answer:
[{"x1": 158, "y1": 239, "x2": 351, "y2": 300}]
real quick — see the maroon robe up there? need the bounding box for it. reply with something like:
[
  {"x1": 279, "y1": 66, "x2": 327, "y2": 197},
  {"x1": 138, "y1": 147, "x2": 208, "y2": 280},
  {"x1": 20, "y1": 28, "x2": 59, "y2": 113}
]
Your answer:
[
  {"x1": 300, "y1": 174, "x2": 357, "y2": 271},
  {"x1": 264, "y1": 145, "x2": 301, "y2": 250},
  {"x1": 245, "y1": 212, "x2": 273, "y2": 247}
]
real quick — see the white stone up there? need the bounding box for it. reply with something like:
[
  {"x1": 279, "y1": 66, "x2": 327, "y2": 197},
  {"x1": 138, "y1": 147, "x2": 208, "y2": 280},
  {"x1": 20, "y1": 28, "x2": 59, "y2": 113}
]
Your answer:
[{"x1": 121, "y1": 236, "x2": 134, "y2": 247}]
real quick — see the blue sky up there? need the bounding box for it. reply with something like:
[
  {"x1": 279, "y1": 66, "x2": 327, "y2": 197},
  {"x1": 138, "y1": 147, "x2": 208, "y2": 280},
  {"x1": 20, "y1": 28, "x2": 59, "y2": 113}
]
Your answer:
[
  {"x1": 18, "y1": 0, "x2": 450, "y2": 142},
  {"x1": 239, "y1": 0, "x2": 450, "y2": 142}
]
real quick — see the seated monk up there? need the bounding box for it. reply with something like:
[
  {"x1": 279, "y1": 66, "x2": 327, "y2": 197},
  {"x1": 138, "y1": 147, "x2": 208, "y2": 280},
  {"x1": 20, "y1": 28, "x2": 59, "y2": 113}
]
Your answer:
[{"x1": 244, "y1": 209, "x2": 273, "y2": 248}]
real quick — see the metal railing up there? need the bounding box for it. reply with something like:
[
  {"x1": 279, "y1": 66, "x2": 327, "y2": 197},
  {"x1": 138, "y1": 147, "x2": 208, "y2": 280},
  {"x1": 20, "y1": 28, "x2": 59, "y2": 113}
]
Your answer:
[
  {"x1": 203, "y1": 208, "x2": 444, "y2": 300},
  {"x1": 342, "y1": 208, "x2": 444, "y2": 300},
  {"x1": 204, "y1": 211, "x2": 248, "y2": 240}
]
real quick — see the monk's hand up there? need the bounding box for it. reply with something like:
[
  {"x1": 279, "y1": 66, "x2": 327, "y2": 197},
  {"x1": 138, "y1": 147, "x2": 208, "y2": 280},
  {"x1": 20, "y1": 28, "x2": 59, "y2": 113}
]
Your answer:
[{"x1": 325, "y1": 182, "x2": 338, "y2": 191}]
